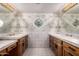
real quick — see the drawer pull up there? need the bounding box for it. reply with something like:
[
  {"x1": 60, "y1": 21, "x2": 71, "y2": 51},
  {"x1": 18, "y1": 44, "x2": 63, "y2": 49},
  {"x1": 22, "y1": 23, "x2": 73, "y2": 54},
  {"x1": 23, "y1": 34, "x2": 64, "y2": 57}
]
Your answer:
[
  {"x1": 11, "y1": 46, "x2": 14, "y2": 48},
  {"x1": 69, "y1": 47, "x2": 76, "y2": 51},
  {"x1": 55, "y1": 44, "x2": 58, "y2": 49}
]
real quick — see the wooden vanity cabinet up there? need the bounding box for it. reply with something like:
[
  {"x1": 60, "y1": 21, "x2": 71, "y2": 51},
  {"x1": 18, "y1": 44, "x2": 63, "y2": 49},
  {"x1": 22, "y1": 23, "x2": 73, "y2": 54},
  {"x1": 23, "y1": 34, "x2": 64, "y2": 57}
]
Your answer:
[
  {"x1": 54, "y1": 37, "x2": 63, "y2": 56},
  {"x1": 16, "y1": 37, "x2": 25, "y2": 56},
  {"x1": 16, "y1": 35, "x2": 28, "y2": 56},
  {"x1": 49, "y1": 35, "x2": 63, "y2": 56},
  {"x1": 63, "y1": 42, "x2": 79, "y2": 56}
]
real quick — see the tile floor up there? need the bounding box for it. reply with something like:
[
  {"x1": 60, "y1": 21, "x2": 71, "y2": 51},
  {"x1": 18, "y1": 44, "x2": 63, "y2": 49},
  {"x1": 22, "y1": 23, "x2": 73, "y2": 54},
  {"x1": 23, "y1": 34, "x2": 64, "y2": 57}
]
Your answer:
[{"x1": 23, "y1": 48, "x2": 55, "y2": 56}]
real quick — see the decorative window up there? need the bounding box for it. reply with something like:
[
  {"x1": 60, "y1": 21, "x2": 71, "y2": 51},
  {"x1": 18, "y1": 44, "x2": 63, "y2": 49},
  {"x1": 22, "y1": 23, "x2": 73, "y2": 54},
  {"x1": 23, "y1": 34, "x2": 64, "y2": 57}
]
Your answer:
[{"x1": 34, "y1": 18, "x2": 43, "y2": 27}]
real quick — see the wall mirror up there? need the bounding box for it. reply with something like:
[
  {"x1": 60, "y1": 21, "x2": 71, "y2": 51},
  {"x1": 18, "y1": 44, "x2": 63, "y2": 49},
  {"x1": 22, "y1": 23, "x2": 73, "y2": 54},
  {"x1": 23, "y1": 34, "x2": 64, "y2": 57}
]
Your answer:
[{"x1": 61, "y1": 4, "x2": 79, "y2": 34}]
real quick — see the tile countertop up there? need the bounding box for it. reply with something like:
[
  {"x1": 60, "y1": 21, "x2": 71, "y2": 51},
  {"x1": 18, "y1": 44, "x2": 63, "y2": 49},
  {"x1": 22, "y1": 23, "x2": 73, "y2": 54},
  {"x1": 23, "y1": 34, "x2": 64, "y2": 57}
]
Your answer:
[
  {"x1": 49, "y1": 32, "x2": 79, "y2": 48},
  {"x1": 0, "y1": 40, "x2": 17, "y2": 51}
]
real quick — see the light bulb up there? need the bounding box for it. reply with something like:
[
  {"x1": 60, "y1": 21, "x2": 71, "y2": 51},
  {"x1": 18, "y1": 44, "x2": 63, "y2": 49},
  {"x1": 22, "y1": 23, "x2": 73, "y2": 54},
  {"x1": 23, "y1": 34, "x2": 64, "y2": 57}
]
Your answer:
[{"x1": 0, "y1": 19, "x2": 3, "y2": 27}]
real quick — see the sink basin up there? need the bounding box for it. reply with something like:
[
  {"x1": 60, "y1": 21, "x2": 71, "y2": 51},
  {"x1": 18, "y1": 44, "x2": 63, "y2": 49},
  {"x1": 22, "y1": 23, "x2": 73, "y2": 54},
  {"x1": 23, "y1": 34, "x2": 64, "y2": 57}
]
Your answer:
[
  {"x1": 0, "y1": 33, "x2": 27, "y2": 40},
  {"x1": 0, "y1": 33, "x2": 18, "y2": 40}
]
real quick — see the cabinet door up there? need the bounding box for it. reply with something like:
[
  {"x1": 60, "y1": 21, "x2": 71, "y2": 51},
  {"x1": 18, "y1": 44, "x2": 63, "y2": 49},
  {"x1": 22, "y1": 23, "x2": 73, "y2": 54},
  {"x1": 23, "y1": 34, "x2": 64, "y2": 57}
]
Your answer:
[
  {"x1": 49, "y1": 35, "x2": 54, "y2": 48},
  {"x1": 63, "y1": 49, "x2": 74, "y2": 56},
  {"x1": 54, "y1": 43, "x2": 58, "y2": 55},
  {"x1": 54, "y1": 38, "x2": 63, "y2": 56},
  {"x1": 22, "y1": 42, "x2": 25, "y2": 53},
  {"x1": 17, "y1": 37, "x2": 26, "y2": 56},
  {"x1": 25, "y1": 36, "x2": 28, "y2": 49},
  {"x1": 17, "y1": 43, "x2": 23, "y2": 56},
  {"x1": 49, "y1": 35, "x2": 52, "y2": 47},
  {"x1": 63, "y1": 42, "x2": 79, "y2": 56},
  {"x1": 57, "y1": 45, "x2": 63, "y2": 56}
]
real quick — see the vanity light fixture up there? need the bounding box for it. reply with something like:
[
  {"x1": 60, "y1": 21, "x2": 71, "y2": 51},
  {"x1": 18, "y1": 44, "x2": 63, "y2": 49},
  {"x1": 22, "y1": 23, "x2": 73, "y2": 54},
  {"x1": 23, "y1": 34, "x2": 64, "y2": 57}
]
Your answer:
[
  {"x1": 62, "y1": 3, "x2": 78, "y2": 13},
  {"x1": 0, "y1": 3, "x2": 16, "y2": 12}
]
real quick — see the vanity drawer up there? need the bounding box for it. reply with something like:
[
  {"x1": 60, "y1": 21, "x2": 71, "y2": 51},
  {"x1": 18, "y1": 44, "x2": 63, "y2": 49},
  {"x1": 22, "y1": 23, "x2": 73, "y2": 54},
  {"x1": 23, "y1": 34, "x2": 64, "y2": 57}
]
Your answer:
[
  {"x1": 0, "y1": 49, "x2": 8, "y2": 56},
  {"x1": 0, "y1": 49, "x2": 6, "y2": 53},
  {"x1": 63, "y1": 49, "x2": 75, "y2": 56},
  {"x1": 57, "y1": 39, "x2": 63, "y2": 45},
  {"x1": 63, "y1": 42, "x2": 79, "y2": 55},
  {"x1": 7, "y1": 43, "x2": 17, "y2": 52},
  {"x1": 19, "y1": 37, "x2": 25, "y2": 43},
  {"x1": 54, "y1": 38, "x2": 63, "y2": 45}
]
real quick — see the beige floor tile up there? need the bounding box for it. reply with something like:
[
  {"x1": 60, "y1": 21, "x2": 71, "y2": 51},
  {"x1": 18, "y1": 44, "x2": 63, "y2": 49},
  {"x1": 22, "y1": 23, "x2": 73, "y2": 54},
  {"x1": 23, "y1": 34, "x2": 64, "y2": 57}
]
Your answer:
[{"x1": 23, "y1": 48, "x2": 55, "y2": 56}]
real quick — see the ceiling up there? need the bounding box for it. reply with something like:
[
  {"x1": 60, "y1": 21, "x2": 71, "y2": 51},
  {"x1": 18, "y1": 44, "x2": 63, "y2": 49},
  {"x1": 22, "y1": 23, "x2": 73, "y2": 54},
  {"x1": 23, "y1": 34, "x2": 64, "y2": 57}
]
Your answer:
[
  {"x1": 1, "y1": 3, "x2": 79, "y2": 14},
  {"x1": 13, "y1": 3, "x2": 65, "y2": 13}
]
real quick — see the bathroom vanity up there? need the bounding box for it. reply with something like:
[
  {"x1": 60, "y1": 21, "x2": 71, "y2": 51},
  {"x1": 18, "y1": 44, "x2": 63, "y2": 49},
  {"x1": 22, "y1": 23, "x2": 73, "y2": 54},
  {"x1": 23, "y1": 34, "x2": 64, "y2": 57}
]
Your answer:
[
  {"x1": 49, "y1": 33, "x2": 79, "y2": 56},
  {"x1": 0, "y1": 34, "x2": 28, "y2": 56}
]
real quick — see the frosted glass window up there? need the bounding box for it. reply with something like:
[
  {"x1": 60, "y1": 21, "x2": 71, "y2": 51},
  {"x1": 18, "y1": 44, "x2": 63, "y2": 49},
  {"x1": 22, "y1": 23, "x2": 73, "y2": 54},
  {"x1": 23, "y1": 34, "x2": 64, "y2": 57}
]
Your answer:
[{"x1": 34, "y1": 18, "x2": 43, "y2": 27}]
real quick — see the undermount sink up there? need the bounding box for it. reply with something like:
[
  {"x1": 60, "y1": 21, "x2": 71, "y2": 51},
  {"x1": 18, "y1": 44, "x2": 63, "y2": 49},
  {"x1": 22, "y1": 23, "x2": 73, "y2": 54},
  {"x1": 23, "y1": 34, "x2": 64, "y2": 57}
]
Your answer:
[
  {"x1": 0, "y1": 33, "x2": 18, "y2": 39},
  {"x1": 7, "y1": 34, "x2": 15, "y2": 36},
  {"x1": 0, "y1": 33, "x2": 26, "y2": 40}
]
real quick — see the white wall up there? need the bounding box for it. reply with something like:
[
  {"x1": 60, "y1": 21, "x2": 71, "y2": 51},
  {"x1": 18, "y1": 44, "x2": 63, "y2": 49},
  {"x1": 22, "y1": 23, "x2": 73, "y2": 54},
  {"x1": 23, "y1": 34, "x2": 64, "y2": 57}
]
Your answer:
[{"x1": 22, "y1": 13, "x2": 59, "y2": 48}]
